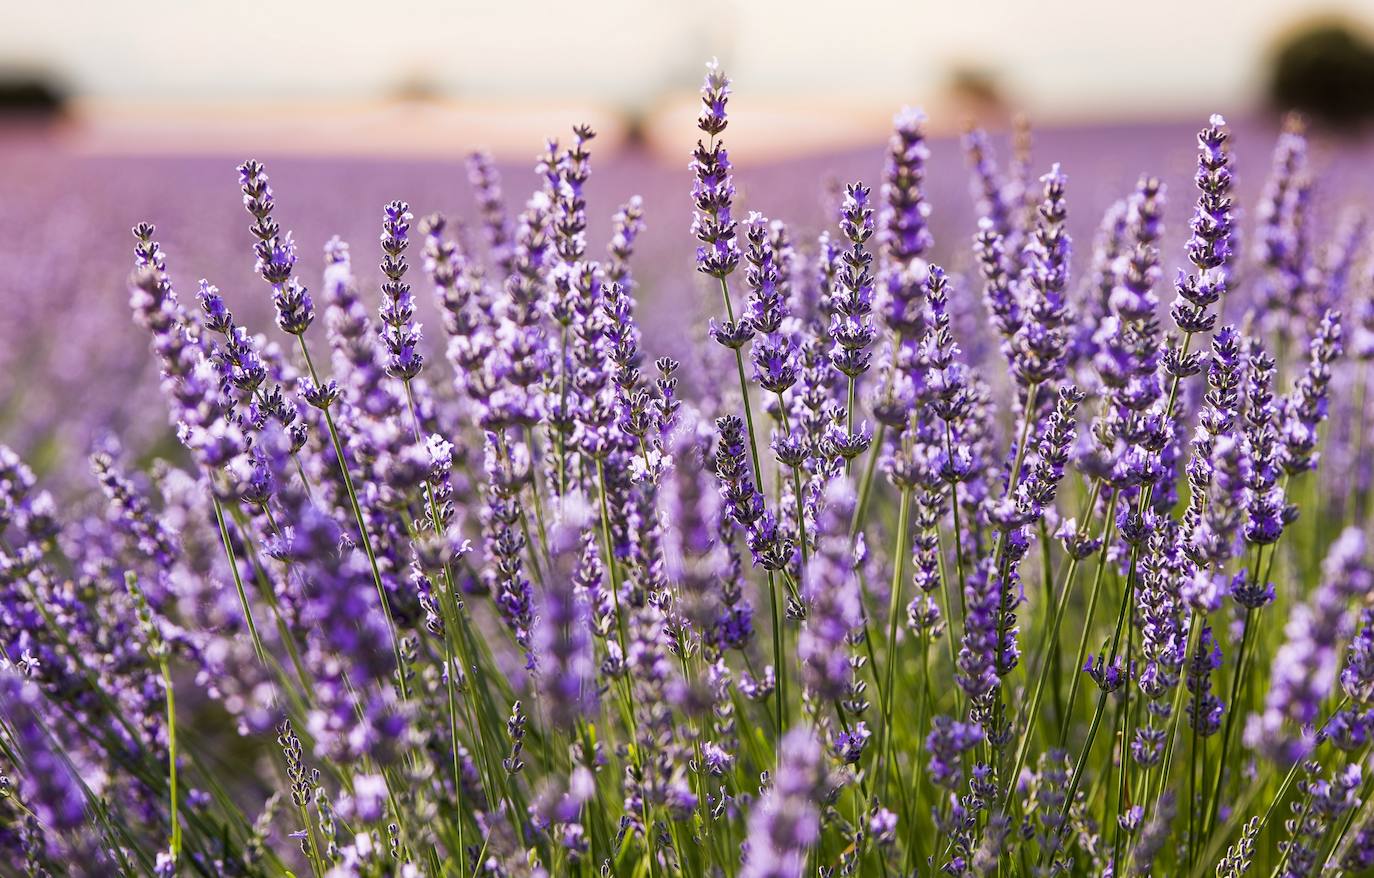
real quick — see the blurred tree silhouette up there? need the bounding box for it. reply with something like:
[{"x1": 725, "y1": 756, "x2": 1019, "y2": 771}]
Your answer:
[
  {"x1": 0, "y1": 73, "x2": 65, "y2": 115},
  {"x1": 1270, "y1": 19, "x2": 1374, "y2": 128}
]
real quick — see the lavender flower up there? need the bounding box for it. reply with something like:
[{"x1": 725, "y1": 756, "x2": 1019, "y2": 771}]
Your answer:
[
  {"x1": 13, "y1": 58, "x2": 1374, "y2": 878},
  {"x1": 829, "y1": 183, "x2": 877, "y2": 382},
  {"x1": 798, "y1": 479, "x2": 862, "y2": 703},
  {"x1": 1250, "y1": 528, "x2": 1372, "y2": 758},
  {"x1": 691, "y1": 60, "x2": 739, "y2": 279},
  {"x1": 0, "y1": 672, "x2": 86, "y2": 835},
  {"x1": 238, "y1": 160, "x2": 314, "y2": 335},
  {"x1": 377, "y1": 200, "x2": 423, "y2": 381},
  {"x1": 740, "y1": 727, "x2": 828, "y2": 878},
  {"x1": 534, "y1": 499, "x2": 600, "y2": 725},
  {"x1": 1170, "y1": 115, "x2": 1234, "y2": 340},
  {"x1": 1010, "y1": 165, "x2": 1072, "y2": 386}
]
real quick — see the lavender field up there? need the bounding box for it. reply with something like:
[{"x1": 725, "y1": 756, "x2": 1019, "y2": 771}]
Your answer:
[{"x1": 5, "y1": 59, "x2": 1374, "y2": 876}]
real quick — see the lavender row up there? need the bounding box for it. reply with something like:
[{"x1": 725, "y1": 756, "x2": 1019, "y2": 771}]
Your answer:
[{"x1": 3, "y1": 61, "x2": 1374, "y2": 877}]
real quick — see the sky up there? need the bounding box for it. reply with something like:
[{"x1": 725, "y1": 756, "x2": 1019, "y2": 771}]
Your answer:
[
  {"x1": 3, "y1": 1, "x2": 1368, "y2": 116},
  {"x1": 2, "y1": 0, "x2": 1370, "y2": 160}
]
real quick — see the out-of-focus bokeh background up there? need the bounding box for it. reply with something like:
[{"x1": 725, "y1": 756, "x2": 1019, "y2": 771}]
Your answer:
[{"x1": 3, "y1": 1, "x2": 1374, "y2": 480}]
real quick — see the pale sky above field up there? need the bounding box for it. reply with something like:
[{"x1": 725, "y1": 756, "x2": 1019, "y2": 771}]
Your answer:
[
  {"x1": 2, "y1": 0, "x2": 1371, "y2": 159},
  {"x1": 3, "y1": 0, "x2": 1369, "y2": 115}
]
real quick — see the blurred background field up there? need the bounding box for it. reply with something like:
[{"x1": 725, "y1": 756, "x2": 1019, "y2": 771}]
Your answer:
[{"x1": 4, "y1": 0, "x2": 1374, "y2": 482}]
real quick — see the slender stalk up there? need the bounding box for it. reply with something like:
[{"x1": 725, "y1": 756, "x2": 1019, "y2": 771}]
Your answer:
[
  {"x1": 1059, "y1": 513, "x2": 1117, "y2": 746},
  {"x1": 1050, "y1": 534, "x2": 1135, "y2": 867},
  {"x1": 211, "y1": 496, "x2": 267, "y2": 666},
  {"x1": 878, "y1": 488, "x2": 912, "y2": 797},
  {"x1": 297, "y1": 336, "x2": 409, "y2": 701},
  {"x1": 943, "y1": 421, "x2": 969, "y2": 624},
  {"x1": 715, "y1": 274, "x2": 788, "y2": 741},
  {"x1": 156, "y1": 645, "x2": 182, "y2": 868},
  {"x1": 1201, "y1": 602, "x2": 1258, "y2": 840},
  {"x1": 1004, "y1": 479, "x2": 1102, "y2": 808},
  {"x1": 852, "y1": 422, "x2": 887, "y2": 536},
  {"x1": 777, "y1": 391, "x2": 809, "y2": 573}
]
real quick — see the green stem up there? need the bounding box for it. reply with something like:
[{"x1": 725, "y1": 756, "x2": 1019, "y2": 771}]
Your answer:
[
  {"x1": 716, "y1": 274, "x2": 788, "y2": 743},
  {"x1": 944, "y1": 421, "x2": 969, "y2": 625},
  {"x1": 161, "y1": 659, "x2": 182, "y2": 867},
  {"x1": 879, "y1": 488, "x2": 912, "y2": 798},
  {"x1": 1048, "y1": 532, "x2": 1135, "y2": 868},
  {"x1": 851, "y1": 423, "x2": 887, "y2": 536},
  {"x1": 298, "y1": 336, "x2": 409, "y2": 702},
  {"x1": 777, "y1": 391, "x2": 809, "y2": 573},
  {"x1": 1202, "y1": 599, "x2": 1261, "y2": 840},
  {"x1": 1059, "y1": 512, "x2": 1117, "y2": 746},
  {"x1": 211, "y1": 496, "x2": 267, "y2": 665}
]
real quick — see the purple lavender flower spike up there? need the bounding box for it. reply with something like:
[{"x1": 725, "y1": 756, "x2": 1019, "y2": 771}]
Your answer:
[
  {"x1": 466, "y1": 150, "x2": 515, "y2": 277},
  {"x1": 534, "y1": 496, "x2": 600, "y2": 726},
  {"x1": 881, "y1": 108, "x2": 933, "y2": 266},
  {"x1": 691, "y1": 59, "x2": 739, "y2": 280},
  {"x1": 798, "y1": 478, "x2": 862, "y2": 704},
  {"x1": 1170, "y1": 115, "x2": 1234, "y2": 343},
  {"x1": 1242, "y1": 345, "x2": 1285, "y2": 547},
  {"x1": 828, "y1": 183, "x2": 877, "y2": 382},
  {"x1": 1255, "y1": 115, "x2": 1312, "y2": 334},
  {"x1": 1342, "y1": 607, "x2": 1374, "y2": 704},
  {"x1": 927, "y1": 715, "x2": 985, "y2": 791},
  {"x1": 958, "y1": 558, "x2": 1001, "y2": 700},
  {"x1": 740, "y1": 727, "x2": 828, "y2": 878},
  {"x1": 878, "y1": 107, "x2": 933, "y2": 344},
  {"x1": 606, "y1": 195, "x2": 646, "y2": 293},
  {"x1": 744, "y1": 214, "x2": 799, "y2": 397},
  {"x1": 963, "y1": 127, "x2": 1014, "y2": 245},
  {"x1": 0, "y1": 672, "x2": 87, "y2": 835},
  {"x1": 1250, "y1": 528, "x2": 1372, "y2": 759},
  {"x1": 238, "y1": 159, "x2": 314, "y2": 335},
  {"x1": 1279, "y1": 309, "x2": 1342, "y2": 475},
  {"x1": 1010, "y1": 164, "x2": 1072, "y2": 387},
  {"x1": 378, "y1": 200, "x2": 423, "y2": 381},
  {"x1": 1185, "y1": 622, "x2": 1224, "y2": 737}
]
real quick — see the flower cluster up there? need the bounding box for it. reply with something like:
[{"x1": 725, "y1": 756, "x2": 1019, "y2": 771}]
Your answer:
[{"x1": 2, "y1": 62, "x2": 1372, "y2": 878}]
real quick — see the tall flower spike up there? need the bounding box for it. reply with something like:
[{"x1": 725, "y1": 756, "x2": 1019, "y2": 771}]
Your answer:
[
  {"x1": 378, "y1": 200, "x2": 423, "y2": 380},
  {"x1": 1010, "y1": 164, "x2": 1072, "y2": 386},
  {"x1": 829, "y1": 183, "x2": 877, "y2": 380},
  {"x1": 1280, "y1": 308, "x2": 1342, "y2": 475},
  {"x1": 798, "y1": 479, "x2": 862, "y2": 704},
  {"x1": 740, "y1": 728, "x2": 828, "y2": 878},
  {"x1": 1249, "y1": 528, "x2": 1372, "y2": 759},
  {"x1": 0, "y1": 672, "x2": 87, "y2": 835},
  {"x1": 881, "y1": 107, "x2": 933, "y2": 267},
  {"x1": 745, "y1": 215, "x2": 798, "y2": 394},
  {"x1": 466, "y1": 150, "x2": 515, "y2": 277},
  {"x1": 879, "y1": 108, "x2": 933, "y2": 350},
  {"x1": 1255, "y1": 114, "x2": 1311, "y2": 330},
  {"x1": 238, "y1": 159, "x2": 314, "y2": 335},
  {"x1": 535, "y1": 498, "x2": 600, "y2": 726},
  {"x1": 1171, "y1": 115, "x2": 1234, "y2": 339},
  {"x1": 606, "y1": 195, "x2": 646, "y2": 292},
  {"x1": 958, "y1": 558, "x2": 1001, "y2": 699},
  {"x1": 1017, "y1": 385, "x2": 1084, "y2": 522},
  {"x1": 1242, "y1": 345, "x2": 1284, "y2": 548},
  {"x1": 963, "y1": 127, "x2": 1013, "y2": 244},
  {"x1": 691, "y1": 59, "x2": 739, "y2": 279},
  {"x1": 553, "y1": 125, "x2": 594, "y2": 263},
  {"x1": 1109, "y1": 175, "x2": 1165, "y2": 323}
]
